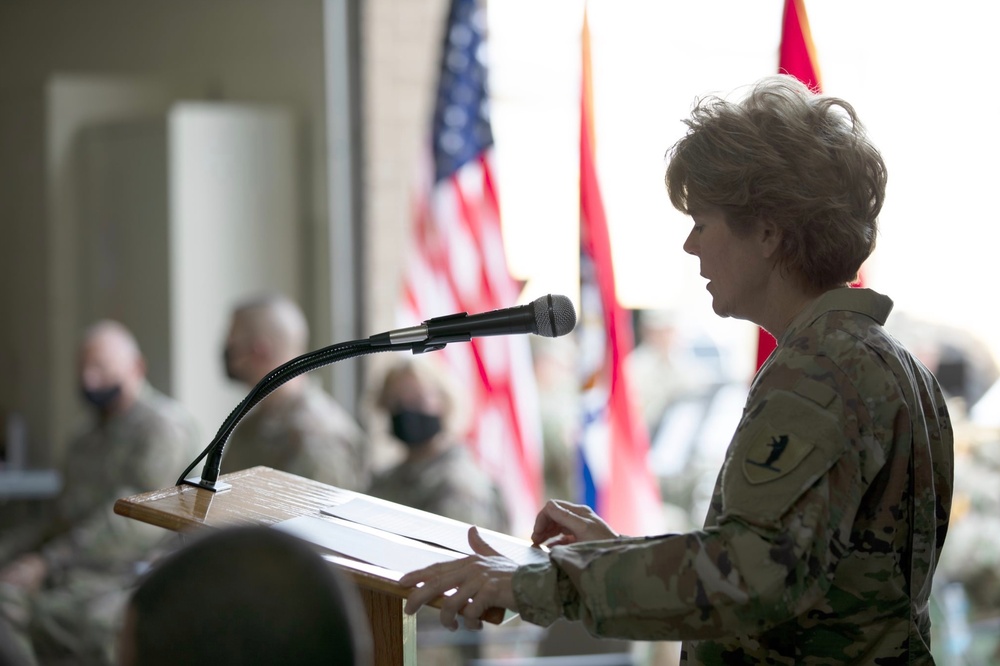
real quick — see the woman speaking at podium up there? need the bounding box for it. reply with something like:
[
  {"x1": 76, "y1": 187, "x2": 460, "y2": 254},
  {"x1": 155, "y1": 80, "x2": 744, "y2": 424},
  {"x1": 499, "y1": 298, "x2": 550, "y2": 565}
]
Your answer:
[{"x1": 400, "y1": 75, "x2": 954, "y2": 665}]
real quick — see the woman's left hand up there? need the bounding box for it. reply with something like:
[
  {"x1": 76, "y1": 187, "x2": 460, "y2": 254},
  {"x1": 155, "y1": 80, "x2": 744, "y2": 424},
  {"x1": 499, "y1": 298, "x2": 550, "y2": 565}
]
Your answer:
[{"x1": 400, "y1": 526, "x2": 519, "y2": 631}]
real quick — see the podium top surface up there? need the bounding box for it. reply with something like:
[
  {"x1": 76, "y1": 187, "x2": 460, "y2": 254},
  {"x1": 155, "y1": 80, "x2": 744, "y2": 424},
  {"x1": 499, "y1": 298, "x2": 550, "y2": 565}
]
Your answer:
[
  {"x1": 114, "y1": 467, "x2": 414, "y2": 598},
  {"x1": 113, "y1": 466, "x2": 510, "y2": 623},
  {"x1": 114, "y1": 466, "x2": 353, "y2": 532}
]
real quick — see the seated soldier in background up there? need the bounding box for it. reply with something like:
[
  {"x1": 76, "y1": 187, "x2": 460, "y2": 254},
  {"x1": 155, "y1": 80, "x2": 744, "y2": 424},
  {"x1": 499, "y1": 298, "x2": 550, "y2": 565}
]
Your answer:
[
  {"x1": 367, "y1": 357, "x2": 508, "y2": 533},
  {"x1": 220, "y1": 293, "x2": 369, "y2": 491},
  {"x1": 0, "y1": 320, "x2": 199, "y2": 666},
  {"x1": 118, "y1": 525, "x2": 373, "y2": 666}
]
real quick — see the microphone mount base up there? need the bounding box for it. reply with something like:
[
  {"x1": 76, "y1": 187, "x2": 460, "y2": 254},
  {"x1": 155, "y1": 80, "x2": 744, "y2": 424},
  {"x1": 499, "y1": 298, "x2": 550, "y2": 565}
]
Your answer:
[{"x1": 180, "y1": 476, "x2": 233, "y2": 493}]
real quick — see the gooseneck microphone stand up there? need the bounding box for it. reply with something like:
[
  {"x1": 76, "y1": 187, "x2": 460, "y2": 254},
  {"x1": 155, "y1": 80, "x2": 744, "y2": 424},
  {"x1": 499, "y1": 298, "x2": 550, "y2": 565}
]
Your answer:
[{"x1": 177, "y1": 331, "x2": 470, "y2": 492}]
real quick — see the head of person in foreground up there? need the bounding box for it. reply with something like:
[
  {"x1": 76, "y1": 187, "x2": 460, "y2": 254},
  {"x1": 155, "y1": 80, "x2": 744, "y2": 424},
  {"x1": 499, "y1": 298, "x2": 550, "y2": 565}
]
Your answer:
[{"x1": 118, "y1": 525, "x2": 373, "y2": 666}]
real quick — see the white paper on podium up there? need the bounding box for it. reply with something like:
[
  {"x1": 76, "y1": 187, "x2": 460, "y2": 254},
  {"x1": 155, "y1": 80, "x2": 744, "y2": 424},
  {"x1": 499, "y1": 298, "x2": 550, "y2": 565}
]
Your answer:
[
  {"x1": 274, "y1": 514, "x2": 464, "y2": 574},
  {"x1": 320, "y1": 497, "x2": 549, "y2": 566}
]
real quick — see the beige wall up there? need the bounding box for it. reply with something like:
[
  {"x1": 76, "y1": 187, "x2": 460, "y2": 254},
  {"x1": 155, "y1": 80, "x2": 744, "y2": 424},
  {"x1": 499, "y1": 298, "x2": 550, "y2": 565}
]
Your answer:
[
  {"x1": 0, "y1": 0, "x2": 456, "y2": 468},
  {"x1": 0, "y1": 1, "x2": 331, "y2": 465}
]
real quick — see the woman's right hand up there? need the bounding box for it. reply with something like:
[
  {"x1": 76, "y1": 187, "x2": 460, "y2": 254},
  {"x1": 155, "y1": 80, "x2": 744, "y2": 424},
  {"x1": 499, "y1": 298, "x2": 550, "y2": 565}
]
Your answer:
[{"x1": 530, "y1": 499, "x2": 618, "y2": 548}]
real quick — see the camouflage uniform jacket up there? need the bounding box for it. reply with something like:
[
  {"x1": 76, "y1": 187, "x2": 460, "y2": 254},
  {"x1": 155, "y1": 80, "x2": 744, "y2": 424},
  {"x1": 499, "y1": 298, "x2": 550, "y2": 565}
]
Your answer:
[
  {"x1": 513, "y1": 288, "x2": 954, "y2": 665},
  {"x1": 222, "y1": 381, "x2": 369, "y2": 491},
  {"x1": 42, "y1": 382, "x2": 199, "y2": 578},
  {"x1": 368, "y1": 443, "x2": 509, "y2": 533}
]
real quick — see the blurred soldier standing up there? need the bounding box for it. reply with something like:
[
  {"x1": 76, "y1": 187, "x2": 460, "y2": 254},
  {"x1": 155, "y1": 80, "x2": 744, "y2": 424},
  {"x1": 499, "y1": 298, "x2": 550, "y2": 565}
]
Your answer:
[
  {"x1": 933, "y1": 407, "x2": 1000, "y2": 663},
  {"x1": 220, "y1": 293, "x2": 369, "y2": 491},
  {"x1": 0, "y1": 320, "x2": 199, "y2": 666}
]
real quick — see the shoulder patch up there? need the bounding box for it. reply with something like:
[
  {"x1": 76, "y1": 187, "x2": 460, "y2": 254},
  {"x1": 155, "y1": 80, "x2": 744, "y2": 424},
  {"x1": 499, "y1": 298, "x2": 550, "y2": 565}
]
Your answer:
[
  {"x1": 743, "y1": 433, "x2": 814, "y2": 484},
  {"x1": 722, "y1": 388, "x2": 846, "y2": 526}
]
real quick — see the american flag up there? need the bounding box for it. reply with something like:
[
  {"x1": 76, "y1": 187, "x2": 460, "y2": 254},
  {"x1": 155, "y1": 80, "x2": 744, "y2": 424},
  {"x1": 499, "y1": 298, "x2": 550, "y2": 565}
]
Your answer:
[
  {"x1": 399, "y1": 0, "x2": 543, "y2": 537},
  {"x1": 576, "y1": 8, "x2": 662, "y2": 536}
]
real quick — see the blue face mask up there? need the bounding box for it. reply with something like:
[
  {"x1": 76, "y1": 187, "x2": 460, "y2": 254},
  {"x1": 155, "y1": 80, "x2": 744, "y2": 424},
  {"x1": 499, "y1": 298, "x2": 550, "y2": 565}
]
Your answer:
[
  {"x1": 390, "y1": 409, "x2": 442, "y2": 447},
  {"x1": 81, "y1": 384, "x2": 122, "y2": 411}
]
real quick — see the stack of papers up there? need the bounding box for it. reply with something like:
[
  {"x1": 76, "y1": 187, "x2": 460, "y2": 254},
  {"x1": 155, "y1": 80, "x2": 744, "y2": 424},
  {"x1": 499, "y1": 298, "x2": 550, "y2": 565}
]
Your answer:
[{"x1": 273, "y1": 496, "x2": 548, "y2": 577}]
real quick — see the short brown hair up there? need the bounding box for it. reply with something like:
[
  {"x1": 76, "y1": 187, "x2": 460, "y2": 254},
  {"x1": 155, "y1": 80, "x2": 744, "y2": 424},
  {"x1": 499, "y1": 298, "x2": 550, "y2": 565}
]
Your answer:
[{"x1": 665, "y1": 75, "x2": 887, "y2": 291}]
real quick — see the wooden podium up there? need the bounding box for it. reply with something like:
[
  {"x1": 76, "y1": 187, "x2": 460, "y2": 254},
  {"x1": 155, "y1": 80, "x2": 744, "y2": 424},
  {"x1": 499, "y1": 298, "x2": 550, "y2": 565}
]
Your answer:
[{"x1": 114, "y1": 466, "x2": 512, "y2": 666}]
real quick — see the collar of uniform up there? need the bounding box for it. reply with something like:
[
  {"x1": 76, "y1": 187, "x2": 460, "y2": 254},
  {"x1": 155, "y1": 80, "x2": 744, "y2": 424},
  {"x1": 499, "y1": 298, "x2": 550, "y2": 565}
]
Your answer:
[{"x1": 779, "y1": 287, "x2": 894, "y2": 348}]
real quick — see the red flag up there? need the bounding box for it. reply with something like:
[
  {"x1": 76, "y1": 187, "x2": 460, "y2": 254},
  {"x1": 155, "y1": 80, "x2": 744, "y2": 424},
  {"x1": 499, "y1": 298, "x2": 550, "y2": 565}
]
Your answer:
[
  {"x1": 399, "y1": 0, "x2": 543, "y2": 537},
  {"x1": 577, "y1": 9, "x2": 661, "y2": 536},
  {"x1": 779, "y1": 0, "x2": 823, "y2": 92},
  {"x1": 757, "y1": 0, "x2": 824, "y2": 369}
]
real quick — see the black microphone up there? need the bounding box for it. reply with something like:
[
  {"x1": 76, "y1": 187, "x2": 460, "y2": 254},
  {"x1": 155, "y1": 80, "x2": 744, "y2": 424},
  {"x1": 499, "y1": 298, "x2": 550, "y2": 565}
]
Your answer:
[{"x1": 369, "y1": 293, "x2": 576, "y2": 347}]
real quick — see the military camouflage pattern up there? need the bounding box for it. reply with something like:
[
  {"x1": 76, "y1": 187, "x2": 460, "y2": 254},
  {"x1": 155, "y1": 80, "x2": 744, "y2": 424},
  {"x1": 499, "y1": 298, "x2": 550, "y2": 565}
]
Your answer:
[
  {"x1": 222, "y1": 381, "x2": 369, "y2": 491},
  {"x1": 0, "y1": 382, "x2": 199, "y2": 665},
  {"x1": 43, "y1": 383, "x2": 199, "y2": 569},
  {"x1": 368, "y1": 443, "x2": 509, "y2": 532},
  {"x1": 513, "y1": 288, "x2": 954, "y2": 665}
]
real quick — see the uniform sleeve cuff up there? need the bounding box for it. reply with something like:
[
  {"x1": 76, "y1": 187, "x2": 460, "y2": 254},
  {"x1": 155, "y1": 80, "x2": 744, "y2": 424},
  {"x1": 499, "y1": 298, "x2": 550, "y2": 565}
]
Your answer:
[{"x1": 512, "y1": 561, "x2": 575, "y2": 627}]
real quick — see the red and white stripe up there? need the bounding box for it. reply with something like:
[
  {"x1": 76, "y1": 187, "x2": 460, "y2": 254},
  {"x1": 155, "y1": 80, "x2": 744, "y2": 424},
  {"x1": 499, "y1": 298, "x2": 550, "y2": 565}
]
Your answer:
[{"x1": 401, "y1": 150, "x2": 543, "y2": 538}]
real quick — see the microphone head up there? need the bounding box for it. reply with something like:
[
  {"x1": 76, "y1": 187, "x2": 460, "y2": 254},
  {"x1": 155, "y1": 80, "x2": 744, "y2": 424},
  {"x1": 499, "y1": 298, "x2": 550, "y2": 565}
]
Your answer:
[{"x1": 531, "y1": 294, "x2": 577, "y2": 338}]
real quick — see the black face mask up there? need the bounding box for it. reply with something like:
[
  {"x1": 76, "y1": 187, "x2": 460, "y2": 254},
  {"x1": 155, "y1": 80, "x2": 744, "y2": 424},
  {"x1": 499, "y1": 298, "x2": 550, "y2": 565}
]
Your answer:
[
  {"x1": 222, "y1": 347, "x2": 240, "y2": 381},
  {"x1": 390, "y1": 409, "x2": 442, "y2": 447},
  {"x1": 81, "y1": 384, "x2": 122, "y2": 411}
]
